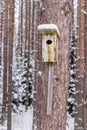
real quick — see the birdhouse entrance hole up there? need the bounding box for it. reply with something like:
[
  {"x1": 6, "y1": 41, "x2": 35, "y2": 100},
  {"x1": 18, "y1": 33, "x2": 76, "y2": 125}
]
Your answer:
[{"x1": 46, "y1": 40, "x2": 52, "y2": 45}]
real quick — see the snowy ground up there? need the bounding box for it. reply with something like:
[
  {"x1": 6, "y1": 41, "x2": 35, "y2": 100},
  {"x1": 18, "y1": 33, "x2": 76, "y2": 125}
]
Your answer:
[
  {"x1": 12, "y1": 107, "x2": 33, "y2": 130},
  {"x1": 0, "y1": 107, "x2": 33, "y2": 130},
  {"x1": 0, "y1": 110, "x2": 74, "y2": 130},
  {"x1": 66, "y1": 112, "x2": 75, "y2": 130}
]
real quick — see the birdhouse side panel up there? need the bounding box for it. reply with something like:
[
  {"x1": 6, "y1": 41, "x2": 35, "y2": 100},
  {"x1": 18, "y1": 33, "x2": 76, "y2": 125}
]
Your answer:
[{"x1": 55, "y1": 35, "x2": 58, "y2": 62}]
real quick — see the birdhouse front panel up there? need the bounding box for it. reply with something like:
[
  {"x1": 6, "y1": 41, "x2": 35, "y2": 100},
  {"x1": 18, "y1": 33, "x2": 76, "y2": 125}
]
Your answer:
[{"x1": 42, "y1": 34, "x2": 58, "y2": 62}]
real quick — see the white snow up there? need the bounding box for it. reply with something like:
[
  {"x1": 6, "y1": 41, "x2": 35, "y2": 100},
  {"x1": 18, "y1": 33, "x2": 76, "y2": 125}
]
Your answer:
[
  {"x1": 66, "y1": 113, "x2": 75, "y2": 130},
  {"x1": 0, "y1": 107, "x2": 33, "y2": 130},
  {"x1": 12, "y1": 107, "x2": 33, "y2": 130},
  {"x1": 81, "y1": 9, "x2": 87, "y2": 14},
  {"x1": 38, "y1": 24, "x2": 60, "y2": 37}
]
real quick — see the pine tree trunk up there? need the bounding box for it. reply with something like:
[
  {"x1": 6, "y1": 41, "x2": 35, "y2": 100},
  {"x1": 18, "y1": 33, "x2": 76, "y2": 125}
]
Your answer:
[
  {"x1": 24, "y1": 0, "x2": 30, "y2": 111},
  {"x1": 75, "y1": 0, "x2": 85, "y2": 129},
  {"x1": 7, "y1": 0, "x2": 14, "y2": 130},
  {"x1": 84, "y1": 1, "x2": 87, "y2": 129},
  {"x1": 0, "y1": 5, "x2": 1, "y2": 85},
  {"x1": 1, "y1": 0, "x2": 8, "y2": 124},
  {"x1": 33, "y1": 0, "x2": 73, "y2": 130},
  {"x1": 0, "y1": 0, "x2": 3, "y2": 77}
]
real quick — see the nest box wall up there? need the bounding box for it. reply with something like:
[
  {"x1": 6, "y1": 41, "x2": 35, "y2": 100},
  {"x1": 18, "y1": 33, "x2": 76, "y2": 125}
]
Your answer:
[{"x1": 38, "y1": 24, "x2": 60, "y2": 62}]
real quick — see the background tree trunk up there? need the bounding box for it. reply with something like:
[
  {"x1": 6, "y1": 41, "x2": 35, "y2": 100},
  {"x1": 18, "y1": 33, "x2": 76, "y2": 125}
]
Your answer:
[
  {"x1": 33, "y1": 0, "x2": 73, "y2": 130},
  {"x1": 75, "y1": 0, "x2": 86, "y2": 130},
  {"x1": 1, "y1": 0, "x2": 8, "y2": 124},
  {"x1": 7, "y1": 0, "x2": 14, "y2": 130}
]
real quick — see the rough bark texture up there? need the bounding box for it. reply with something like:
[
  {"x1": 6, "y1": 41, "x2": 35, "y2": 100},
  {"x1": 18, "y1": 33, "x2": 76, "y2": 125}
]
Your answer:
[
  {"x1": 84, "y1": 1, "x2": 87, "y2": 129},
  {"x1": 33, "y1": 0, "x2": 72, "y2": 130},
  {"x1": 1, "y1": 0, "x2": 8, "y2": 124},
  {"x1": 7, "y1": 0, "x2": 14, "y2": 130},
  {"x1": 75, "y1": 0, "x2": 86, "y2": 130}
]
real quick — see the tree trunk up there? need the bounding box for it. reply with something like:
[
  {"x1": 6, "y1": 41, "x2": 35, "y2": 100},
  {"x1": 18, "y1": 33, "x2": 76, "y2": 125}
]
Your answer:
[
  {"x1": 1, "y1": 0, "x2": 8, "y2": 124},
  {"x1": 33, "y1": 0, "x2": 72, "y2": 130},
  {"x1": 24, "y1": 0, "x2": 30, "y2": 110},
  {"x1": 75, "y1": 0, "x2": 85, "y2": 129},
  {"x1": 7, "y1": 0, "x2": 14, "y2": 130},
  {"x1": 84, "y1": 1, "x2": 87, "y2": 129},
  {"x1": 0, "y1": 0, "x2": 3, "y2": 88}
]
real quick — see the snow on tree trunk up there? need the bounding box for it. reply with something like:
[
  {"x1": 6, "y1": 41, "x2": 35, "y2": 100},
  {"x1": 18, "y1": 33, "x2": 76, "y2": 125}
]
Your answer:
[
  {"x1": 66, "y1": 0, "x2": 78, "y2": 129},
  {"x1": 75, "y1": 0, "x2": 85, "y2": 129}
]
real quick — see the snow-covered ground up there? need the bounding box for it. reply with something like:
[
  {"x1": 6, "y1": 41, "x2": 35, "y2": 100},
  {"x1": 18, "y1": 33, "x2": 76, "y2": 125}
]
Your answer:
[
  {"x1": 0, "y1": 107, "x2": 33, "y2": 130},
  {"x1": 12, "y1": 107, "x2": 33, "y2": 130},
  {"x1": 66, "y1": 113, "x2": 75, "y2": 130}
]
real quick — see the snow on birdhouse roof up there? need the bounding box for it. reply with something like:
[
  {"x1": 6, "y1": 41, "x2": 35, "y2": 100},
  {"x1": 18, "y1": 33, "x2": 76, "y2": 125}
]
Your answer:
[{"x1": 37, "y1": 24, "x2": 60, "y2": 38}]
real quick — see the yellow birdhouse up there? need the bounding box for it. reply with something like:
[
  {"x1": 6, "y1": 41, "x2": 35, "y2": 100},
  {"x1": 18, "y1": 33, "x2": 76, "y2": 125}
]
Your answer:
[{"x1": 38, "y1": 24, "x2": 60, "y2": 62}]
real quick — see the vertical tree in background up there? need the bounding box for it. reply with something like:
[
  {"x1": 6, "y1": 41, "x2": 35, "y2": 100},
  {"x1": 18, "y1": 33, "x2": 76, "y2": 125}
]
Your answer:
[
  {"x1": 24, "y1": 0, "x2": 30, "y2": 110},
  {"x1": 0, "y1": 1, "x2": 1, "y2": 86},
  {"x1": 75, "y1": 0, "x2": 87, "y2": 130},
  {"x1": 75, "y1": 0, "x2": 85, "y2": 129},
  {"x1": 84, "y1": 1, "x2": 87, "y2": 129},
  {"x1": 7, "y1": 0, "x2": 14, "y2": 130},
  {"x1": 1, "y1": 0, "x2": 8, "y2": 124},
  {"x1": 0, "y1": 0, "x2": 3, "y2": 90}
]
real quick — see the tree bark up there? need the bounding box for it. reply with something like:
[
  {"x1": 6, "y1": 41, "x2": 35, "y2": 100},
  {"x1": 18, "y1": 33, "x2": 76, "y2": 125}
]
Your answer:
[
  {"x1": 7, "y1": 0, "x2": 14, "y2": 130},
  {"x1": 75, "y1": 0, "x2": 85, "y2": 129},
  {"x1": 83, "y1": 0, "x2": 87, "y2": 129},
  {"x1": 1, "y1": 0, "x2": 8, "y2": 124},
  {"x1": 24, "y1": 0, "x2": 30, "y2": 110},
  {"x1": 33, "y1": 0, "x2": 73, "y2": 130}
]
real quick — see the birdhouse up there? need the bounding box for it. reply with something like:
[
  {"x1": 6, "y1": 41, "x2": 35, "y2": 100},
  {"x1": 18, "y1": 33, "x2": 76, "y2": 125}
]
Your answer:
[{"x1": 38, "y1": 24, "x2": 60, "y2": 62}]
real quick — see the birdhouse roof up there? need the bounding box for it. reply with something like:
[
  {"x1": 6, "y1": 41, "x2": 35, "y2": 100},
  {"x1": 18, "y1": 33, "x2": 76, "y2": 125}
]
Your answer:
[{"x1": 38, "y1": 24, "x2": 60, "y2": 38}]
